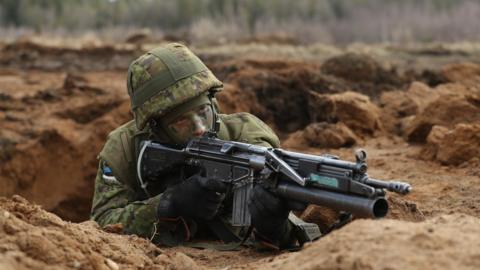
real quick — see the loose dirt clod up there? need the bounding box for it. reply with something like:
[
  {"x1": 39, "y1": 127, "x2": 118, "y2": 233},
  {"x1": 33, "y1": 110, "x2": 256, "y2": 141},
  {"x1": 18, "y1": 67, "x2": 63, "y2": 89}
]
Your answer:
[
  {"x1": 308, "y1": 91, "x2": 383, "y2": 136},
  {"x1": 283, "y1": 122, "x2": 358, "y2": 149},
  {"x1": 422, "y1": 123, "x2": 480, "y2": 165},
  {"x1": 405, "y1": 93, "x2": 480, "y2": 142}
]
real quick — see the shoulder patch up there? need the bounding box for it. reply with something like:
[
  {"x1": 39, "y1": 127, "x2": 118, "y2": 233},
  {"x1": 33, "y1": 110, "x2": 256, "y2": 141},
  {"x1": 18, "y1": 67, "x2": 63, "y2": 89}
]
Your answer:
[
  {"x1": 102, "y1": 163, "x2": 121, "y2": 185},
  {"x1": 99, "y1": 120, "x2": 140, "y2": 186}
]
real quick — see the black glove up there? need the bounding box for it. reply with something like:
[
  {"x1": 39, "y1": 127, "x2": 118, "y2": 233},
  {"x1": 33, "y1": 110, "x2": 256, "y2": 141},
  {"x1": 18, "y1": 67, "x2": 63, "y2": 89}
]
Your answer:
[
  {"x1": 157, "y1": 174, "x2": 227, "y2": 220},
  {"x1": 248, "y1": 184, "x2": 290, "y2": 242}
]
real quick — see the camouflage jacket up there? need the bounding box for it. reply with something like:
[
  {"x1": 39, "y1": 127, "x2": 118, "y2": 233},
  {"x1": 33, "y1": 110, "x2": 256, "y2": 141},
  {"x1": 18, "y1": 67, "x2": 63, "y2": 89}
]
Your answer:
[{"x1": 91, "y1": 112, "x2": 309, "y2": 248}]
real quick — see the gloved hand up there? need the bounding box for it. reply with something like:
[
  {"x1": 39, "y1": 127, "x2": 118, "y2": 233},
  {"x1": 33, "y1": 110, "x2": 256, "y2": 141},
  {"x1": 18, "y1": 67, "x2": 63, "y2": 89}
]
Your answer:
[
  {"x1": 248, "y1": 184, "x2": 290, "y2": 242},
  {"x1": 157, "y1": 173, "x2": 227, "y2": 220}
]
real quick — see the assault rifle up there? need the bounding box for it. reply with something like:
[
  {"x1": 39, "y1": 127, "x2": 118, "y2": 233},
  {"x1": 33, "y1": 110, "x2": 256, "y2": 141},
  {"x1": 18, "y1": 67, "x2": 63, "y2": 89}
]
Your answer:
[{"x1": 137, "y1": 134, "x2": 411, "y2": 227}]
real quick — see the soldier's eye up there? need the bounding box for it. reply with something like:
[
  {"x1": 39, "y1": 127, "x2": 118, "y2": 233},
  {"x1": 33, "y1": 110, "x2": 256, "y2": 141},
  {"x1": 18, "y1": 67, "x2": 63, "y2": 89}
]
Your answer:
[
  {"x1": 197, "y1": 105, "x2": 210, "y2": 115},
  {"x1": 172, "y1": 117, "x2": 189, "y2": 126}
]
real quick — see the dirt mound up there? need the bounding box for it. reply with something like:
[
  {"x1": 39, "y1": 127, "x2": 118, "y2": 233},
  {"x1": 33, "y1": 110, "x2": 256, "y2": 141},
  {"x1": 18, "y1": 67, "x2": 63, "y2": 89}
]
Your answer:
[
  {"x1": 0, "y1": 195, "x2": 200, "y2": 270},
  {"x1": 243, "y1": 214, "x2": 480, "y2": 270},
  {"x1": 0, "y1": 71, "x2": 131, "y2": 222},
  {"x1": 441, "y1": 62, "x2": 480, "y2": 82},
  {"x1": 386, "y1": 196, "x2": 425, "y2": 222},
  {"x1": 216, "y1": 83, "x2": 264, "y2": 115},
  {"x1": 377, "y1": 76, "x2": 480, "y2": 143},
  {"x1": 422, "y1": 123, "x2": 480, "y2": 166},
  {"x1": 308, "y1": 91, "x2": 383, "y2": 136},
  {"x1": 215, "y1": 59, "x2": 387, "y2": 134},
  {"x1": 238, "y1": 33, "x2": 299, "y2": 45},
  {"x1": 125, "y1": 29, "x2": 153, "y2": 44},
  {"x1": 0, "y1": 39, "x2": 137, "y2": 71},
  {"x1": 215, "y1": 60, "x2": 350, "y2": 133},
  {"x1": 405, "y1": 86, "x2": 480, "y2": 142},
  {"x1": 214, "y1": 56, "x2": 407, "y2": 135},
  {"x1": 320, "y1": 52, "x2": 408, "y2": 98},
  {"x1": 321, "y1": 53, "x2": 386, "y2": 82},
  {"x1": 282, "y1": 122, "x2": 359, "y2": 149},
  {"x1": 405, "y1": 68, "x2": 449, "y2": 87},
  {"x1": 379, "y1": 82, "x2": 438, "y2": 135}
]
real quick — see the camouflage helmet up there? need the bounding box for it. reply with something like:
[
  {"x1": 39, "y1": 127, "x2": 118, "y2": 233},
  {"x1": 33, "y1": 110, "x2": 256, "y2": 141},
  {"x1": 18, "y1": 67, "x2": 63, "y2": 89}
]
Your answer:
[{"x1": 127, "y1": 43, "x2": 223, "y2": 130}]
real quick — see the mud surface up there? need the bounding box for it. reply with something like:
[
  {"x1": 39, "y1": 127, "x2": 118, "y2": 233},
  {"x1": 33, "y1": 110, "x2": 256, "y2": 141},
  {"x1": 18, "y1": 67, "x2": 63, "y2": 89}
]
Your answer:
[{"x1": 1, "y1": 39, "x2": 479, "y2": 269}]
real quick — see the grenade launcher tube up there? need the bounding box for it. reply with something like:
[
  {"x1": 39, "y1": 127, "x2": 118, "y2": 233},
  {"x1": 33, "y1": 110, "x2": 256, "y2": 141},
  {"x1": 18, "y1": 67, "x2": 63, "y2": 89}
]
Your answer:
[{"x1": 276, "y1": 182, "x2": 389, "y2": 218}]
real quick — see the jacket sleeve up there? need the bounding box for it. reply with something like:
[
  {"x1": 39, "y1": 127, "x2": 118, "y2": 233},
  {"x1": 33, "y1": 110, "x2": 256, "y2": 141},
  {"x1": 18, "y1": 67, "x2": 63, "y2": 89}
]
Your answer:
[{"x1": 90, "y1": 161, "x2": 190, "y2": 245}]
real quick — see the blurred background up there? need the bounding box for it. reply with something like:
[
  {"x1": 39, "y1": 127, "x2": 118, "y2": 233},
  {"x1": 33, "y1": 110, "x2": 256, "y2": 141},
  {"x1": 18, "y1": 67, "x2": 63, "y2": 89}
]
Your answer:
[{"x1": 1, "y1": 0, "x2": 480, "y2": 45}]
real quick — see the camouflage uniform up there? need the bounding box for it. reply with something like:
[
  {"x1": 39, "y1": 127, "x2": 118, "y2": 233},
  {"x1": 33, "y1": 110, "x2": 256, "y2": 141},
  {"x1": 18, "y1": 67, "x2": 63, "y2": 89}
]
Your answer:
[{"x1": 91, "y1": 43, "x2": 315, "y2": 249}]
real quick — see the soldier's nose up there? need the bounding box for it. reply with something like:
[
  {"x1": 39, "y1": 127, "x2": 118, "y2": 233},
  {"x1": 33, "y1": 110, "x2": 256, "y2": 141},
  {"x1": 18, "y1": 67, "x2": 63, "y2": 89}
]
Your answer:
[
  {"x1": 191, "y1": 116, "x2": 206, "y2": 137},
  {"x1": 192, "y1": 126, "x2": 205, "y2": 137}
]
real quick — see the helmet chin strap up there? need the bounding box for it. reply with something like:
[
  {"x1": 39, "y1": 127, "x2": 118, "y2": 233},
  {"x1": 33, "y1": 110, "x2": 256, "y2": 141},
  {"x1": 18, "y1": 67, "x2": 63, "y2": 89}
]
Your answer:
[{"x1": 207, "y1": 92, "x2": 221, "y2": 137}]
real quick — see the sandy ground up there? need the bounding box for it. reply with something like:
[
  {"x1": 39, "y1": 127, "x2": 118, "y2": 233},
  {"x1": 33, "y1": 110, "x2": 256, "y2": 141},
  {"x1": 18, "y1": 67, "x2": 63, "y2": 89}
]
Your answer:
[{"x1": 1, "y1": 39, "x2": 479, "y2": 269}]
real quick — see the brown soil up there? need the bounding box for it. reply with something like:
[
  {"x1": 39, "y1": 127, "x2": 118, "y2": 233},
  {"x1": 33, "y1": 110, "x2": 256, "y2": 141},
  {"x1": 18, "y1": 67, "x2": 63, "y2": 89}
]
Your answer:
[
  {"x1": 0, "y1": 70, "x2": 131, "y2": 222},
  {"x1": 1, "y1": 39, "x2": 479, "y2": 269},
  {"x1": 0, "y1": 195, "x2": 200, "y2": 270},
  {"x1": 235, "y1": 214, "x2": 480, "y2": 270}
]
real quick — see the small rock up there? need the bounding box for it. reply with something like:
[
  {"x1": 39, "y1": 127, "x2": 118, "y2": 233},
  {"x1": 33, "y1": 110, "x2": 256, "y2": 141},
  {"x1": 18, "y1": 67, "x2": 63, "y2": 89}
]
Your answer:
[
  {"x1": 73, "y1": 260, "x2": 81, "y2": 269},
  {"x1": 11, "y1": 195, "x2": 29, "y2": 204},
  {"x1": 3, "y1": 211, "x2": 10, "y2": 219},
  {"x1": 426, "y1": 125, "x2": 449, "y2": 145},
  {"x1": 105, "y1": 258, "x2": 119, "y2": 270}
]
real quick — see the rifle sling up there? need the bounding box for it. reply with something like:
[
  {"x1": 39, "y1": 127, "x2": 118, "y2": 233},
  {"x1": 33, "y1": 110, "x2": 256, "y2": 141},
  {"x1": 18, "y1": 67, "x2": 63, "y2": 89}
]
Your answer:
[
  {"x1": 206, "y1": 218, "x2": 242, "y2": 243},
  {"x1": 183, "y1": 220, "x2": 254, "y2": 251}
]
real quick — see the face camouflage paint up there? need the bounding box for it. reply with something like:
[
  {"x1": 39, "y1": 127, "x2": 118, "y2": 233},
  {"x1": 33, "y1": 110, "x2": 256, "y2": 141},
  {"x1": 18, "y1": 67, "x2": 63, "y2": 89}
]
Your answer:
[
  {"x1": 158, "y1": 94, "x2": 215, "y2": 144},
  {"x1": 166, "y1": 104, "x2": 214, "y2": 143}
]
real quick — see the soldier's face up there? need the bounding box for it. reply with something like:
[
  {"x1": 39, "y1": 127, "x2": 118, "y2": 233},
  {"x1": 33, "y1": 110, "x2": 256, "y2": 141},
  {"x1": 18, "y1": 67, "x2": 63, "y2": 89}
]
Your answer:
[{"x1": 166, "y1": 104, "x2": 214, "y2": 143}]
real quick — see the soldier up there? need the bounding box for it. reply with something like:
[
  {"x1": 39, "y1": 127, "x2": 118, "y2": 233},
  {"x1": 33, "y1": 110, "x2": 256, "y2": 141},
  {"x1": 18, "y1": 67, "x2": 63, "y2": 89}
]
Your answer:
[{"x1": 91, "y1": 43, "x2": 318, "y2": 250}]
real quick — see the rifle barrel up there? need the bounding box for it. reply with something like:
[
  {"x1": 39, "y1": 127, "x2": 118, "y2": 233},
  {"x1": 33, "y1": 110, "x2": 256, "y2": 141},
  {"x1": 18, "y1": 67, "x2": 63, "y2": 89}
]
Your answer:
[
  {"x1": 276, "y1": 182, "x2": 389, "y2": 218},
  {"x1": 364, "y1": 178, "x2": 412, "y2": 195}
]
